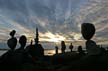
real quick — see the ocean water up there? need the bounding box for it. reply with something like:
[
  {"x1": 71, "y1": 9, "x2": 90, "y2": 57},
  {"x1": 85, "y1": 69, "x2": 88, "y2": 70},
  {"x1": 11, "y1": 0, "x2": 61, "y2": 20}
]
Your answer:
[
  {"x1": 44, "y1": 49, "x2": 61, "y2": 56},
  {"x1": 0, "y1": 42, "x2": 85, "y2": 56},
  {"x1": 0, "y1": 49, "x2": 77, "y2": 56},
  {"x1": 0, "y1": 49, "x2": 61, "y2": 56},
  {"x1": 0, "y1": 46, "x2": 85, "y2": 56},
  {"x1": 0, "y1": 50, "x2": 7, "y2": 56}
]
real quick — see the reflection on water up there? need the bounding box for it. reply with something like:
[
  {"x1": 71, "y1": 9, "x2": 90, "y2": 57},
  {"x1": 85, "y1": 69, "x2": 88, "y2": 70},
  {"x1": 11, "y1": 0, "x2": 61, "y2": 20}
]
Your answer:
[{"x1": 44, "y1": 49, "x2": 61, "y2": 56}]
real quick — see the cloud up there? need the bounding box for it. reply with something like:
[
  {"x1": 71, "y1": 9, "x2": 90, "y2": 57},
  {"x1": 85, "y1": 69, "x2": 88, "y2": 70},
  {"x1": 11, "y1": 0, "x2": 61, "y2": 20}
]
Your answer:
[
  {"x1": 0, "y1": 0, "x2": 108, "y2": 46},
  {"x1": 39, "y1": 32, "x2": 66, "y2": 43}
]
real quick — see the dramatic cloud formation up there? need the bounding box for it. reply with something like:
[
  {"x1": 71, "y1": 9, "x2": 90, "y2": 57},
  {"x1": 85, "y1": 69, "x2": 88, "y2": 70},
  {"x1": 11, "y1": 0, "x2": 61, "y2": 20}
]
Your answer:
[{"x1": 0, "y1": 0, "x2": 108, "y2": 48}]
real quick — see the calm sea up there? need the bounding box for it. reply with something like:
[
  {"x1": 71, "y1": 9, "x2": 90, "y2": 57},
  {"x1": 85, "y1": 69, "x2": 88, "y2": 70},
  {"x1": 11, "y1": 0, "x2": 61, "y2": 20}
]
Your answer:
[
  {"x1": 0, "y1": 47, "x2": 85, "y2": 56},
  {"x1": 0, "y1": 49, "x2": 62, "y2": 56},
  {"x1": 0, "y1": 42, "x2": 85, "y2": 56},
  {"x1": 0, "y1": 50, "x2": 7, "y2": 56}
]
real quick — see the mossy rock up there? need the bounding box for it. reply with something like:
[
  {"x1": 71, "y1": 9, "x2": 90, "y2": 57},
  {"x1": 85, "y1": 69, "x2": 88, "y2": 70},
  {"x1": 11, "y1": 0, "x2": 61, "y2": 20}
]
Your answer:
[{"x1": 81, "y1": 23, "x2": 95, "y2": 40}]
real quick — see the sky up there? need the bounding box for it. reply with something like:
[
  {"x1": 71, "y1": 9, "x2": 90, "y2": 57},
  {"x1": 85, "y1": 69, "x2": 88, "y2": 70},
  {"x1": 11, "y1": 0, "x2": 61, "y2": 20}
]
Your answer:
[{"x1": 0, "y1": 0, "x2": 108, "y2": 48}]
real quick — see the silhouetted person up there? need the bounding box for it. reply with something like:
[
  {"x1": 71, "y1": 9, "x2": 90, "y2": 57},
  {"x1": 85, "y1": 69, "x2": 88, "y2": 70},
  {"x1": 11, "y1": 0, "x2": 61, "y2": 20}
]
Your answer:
[
  {"x1": 61, "y1": 41, "x2": 66, "y2": 53},
  {"x1": 55, "y1": 46, "x2": 58, "y2": 54},
  {"x1": 81, "y1": 23, "x2": 101, "y2": 55},
  {"x1": 78, "y1": 46, "x2": 85, "y2": 55},
  {"x1": 69, "y1": 43, "x2": 73, "y2": 52}
]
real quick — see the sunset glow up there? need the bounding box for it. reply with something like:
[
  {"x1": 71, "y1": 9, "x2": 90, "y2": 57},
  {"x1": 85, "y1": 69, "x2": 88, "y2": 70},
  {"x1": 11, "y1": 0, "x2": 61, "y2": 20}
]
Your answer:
[
  {"x1": 39, "y1": 32, "x2": 66, "y2": 43},
  {"x1": 0, "y1": 0, "x2": 108, "y2": 48}
]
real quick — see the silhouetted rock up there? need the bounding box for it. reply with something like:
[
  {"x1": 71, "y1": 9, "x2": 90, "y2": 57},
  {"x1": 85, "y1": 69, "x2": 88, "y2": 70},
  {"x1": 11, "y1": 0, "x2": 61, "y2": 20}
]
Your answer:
[
  {"x1": 80, "y1": 23, "x2": 105, "y2": 71},
  {"x1": 61, "y1": 41, "x2": 66, "y2": 53},
  {"x1": 7, "y1": 30, "x2": 17, "y2": 50},
  {"x1": 81, "y1": 23, "x2": 95, "y2": 40},
  {"x1": 26, "y1": 40, "x2": 33, "y2": 52},
  {"x1": 27, "y1": 28, "x2": 44, "y2": 60},
  {"x1": 10, "y1": 30, "x2": 16, "y2": 38},
  {"x1": 52, "y1": 52, "x2": 80, "y2": 64},
  {"x1": 0, "y1": 30, "x2": 17, "y2": 71},
  {"x1": 100, "y1": 47, "x2": 107, "y2": 55},
  {"x1": 78, "y1": 46, "x2": 85, "y2": 56},
  {"x1": 5, "y1": 29, "x2": 17, "y2": 53},
  {"x1": 15, "y1": 35, "x2": 27, "y2": 60},
  {"x1": 35, "y1": 28, "x2": 39, "y2": 45},
  {"x1": 69, "y1": 43, "x2": 73, "y2": 52},
  {"x1": 16, "y1": 35, "x2": 27, "y2": 52},
  {"x1": 28, "y1": 44, "x2": 44, "y2": 60},
  {"x1": 15, "y1": 35, "x2": 33, "y2": 64},
  {"x1": 86, "y1": 38, "x2": 101, "y2": 56},
  {"x1": 81, "y1": 23, "x2": 101, "y2": 55},
  {"x1": 55, "y1": 46, "x2": 59, "y2": 54}
]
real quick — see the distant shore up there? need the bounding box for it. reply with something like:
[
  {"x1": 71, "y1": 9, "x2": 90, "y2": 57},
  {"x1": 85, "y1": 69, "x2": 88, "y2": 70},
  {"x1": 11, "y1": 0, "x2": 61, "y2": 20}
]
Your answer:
[
  {"x1": 0, "y1": 49, "x2": 58, "y2": 56},
  {"x1": 0, "y1": 48, "x2": 79, "y2": 57}
]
